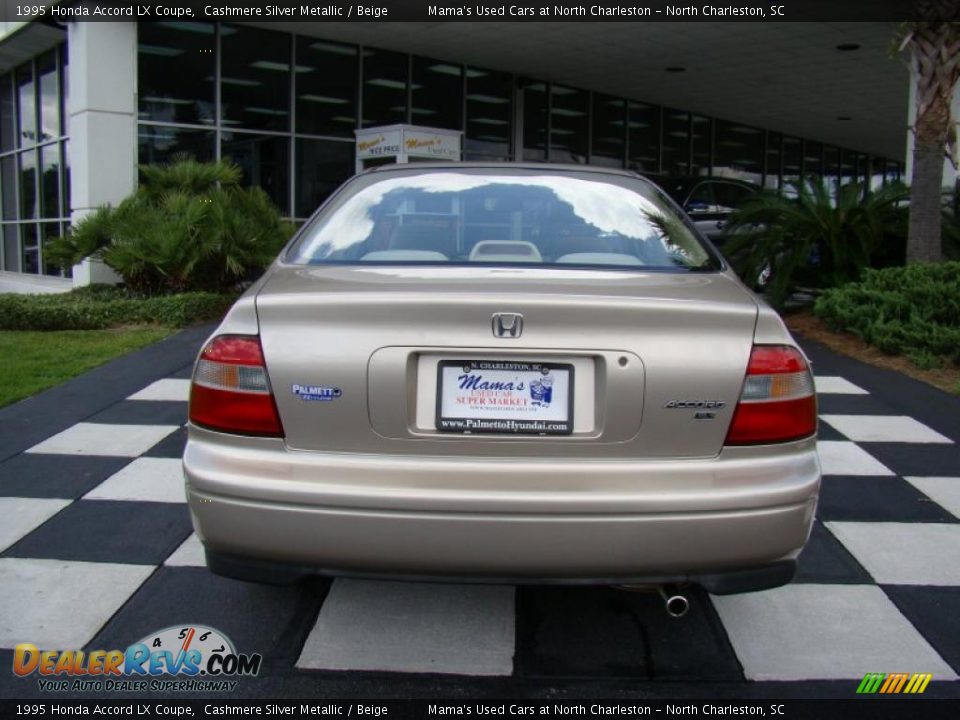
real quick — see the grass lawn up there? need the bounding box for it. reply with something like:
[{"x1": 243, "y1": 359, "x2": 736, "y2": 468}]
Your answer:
[{"x1": 0, "y1": 327, "x2": 174, "y2": 408}]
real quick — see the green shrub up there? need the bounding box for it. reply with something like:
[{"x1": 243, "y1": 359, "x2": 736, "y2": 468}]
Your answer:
[
  {"x1": 0, "y1": 287, "x2": 234, "y2": 331},
  {"x1": 814, "y1": 262, "x2": 960, "y2": 366},
  {"x1": 47, "y1": 159, "x2": 295, "y2": 295}
]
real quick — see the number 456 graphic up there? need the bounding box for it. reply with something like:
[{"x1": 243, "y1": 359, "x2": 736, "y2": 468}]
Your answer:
[{"x1": 856, "y1": 672, "x2": 933, "y2": 694}]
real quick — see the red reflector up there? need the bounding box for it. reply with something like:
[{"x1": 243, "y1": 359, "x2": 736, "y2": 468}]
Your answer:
[
  {"x1": 200, "y1": 336, "x2": 266, "y2": 366},
  {"x1": 190, "y1": 384, "x2": 284, "y2": 437},
  {"x1": 746, "y1": 345, "x2": 808, "y2": 374},
  {"x1": 725, "y1": 396, "x2": 817, "y2": 445}
]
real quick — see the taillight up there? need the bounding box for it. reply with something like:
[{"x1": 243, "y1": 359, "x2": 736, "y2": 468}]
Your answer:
[
  {"x1": 725, "y1": 345, "x2": 817, "y2": 445},
  {"x1": 189, "y1": 335, "x2": 284, "y2": 437}
]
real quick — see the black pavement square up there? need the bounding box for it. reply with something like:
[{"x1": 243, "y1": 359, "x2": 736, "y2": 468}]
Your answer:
[
  {"x1": 884, "y1": 586, "x2": 960, "y2": 674},
  {"x1": 0, "y1": 454, "x2": 132, "y2": 499},
  {"x1": 793, "y1": 521, "x2": 872, "y2": 584},
  {"x1": 86, "y1": 400, "x2": 187, "y2": 426},
  {"x1": 815, "y1": 422, "x2": 846, "y2": 441},
  {"x1": 2, "y1": 500, "x2": 191, "y2": 565},
  {"x1": 85, "y1": 567, "x2": 331, "y2": 672},
  {"x1": 816, "y1": 393, "x2": 897, "y2": 416},
  {"x1": 514, "y1": 586, "x2": 741, "y2": 681},
  {"x1": 817, "y1": 476, "x2": 957, "y2": 523},
  {"x1": 169, "y1": 366, "x2": 195, "y2": 380},
  {"x1": 143, "y1": 426, "x2": 188, "y2": 459},
  {"x1": 863, "y1": 443, "x2": 960, "y2": 478}
]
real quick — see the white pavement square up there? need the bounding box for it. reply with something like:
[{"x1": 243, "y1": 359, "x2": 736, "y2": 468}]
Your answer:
[
  {"x1": 711, "y1": 584, "x2": 958, "y2": 681},
  {"x1": 0, "y1": 498, "x2": 71, "y2": 553},
  {"x1": 904, "y1": 477, "x2": 960, "y2": 520},
  {"x1": 84, "y1": 458, "x2": 186, "y2": 504},
  {"x1": 0, "y1": 558, "x2": 155, "y2": 649},
  {"x1": 826, "y1": 522, "x2": 960, "y2": 586},
  {"x1": 815, "y1": 377, "x2": 868, "y2": 395},
  {"x1": 128, "y1": 379, "x2": 192, "y2": 402},
  {"x1": 25, "y1": 423, "x2": 179, "y2": 458},
  {"x1": 820, "y1": 415, "x2": 952, "y2": 444},
  {"x1": 164, "y1": 534, "x2": 206, "y2": 567},
  {"x1": 297, "y1": 579, "x2": 515, "y2": 675},
  {"x1": 817, "y1": 441, "x2": 894, "y2": 476}
]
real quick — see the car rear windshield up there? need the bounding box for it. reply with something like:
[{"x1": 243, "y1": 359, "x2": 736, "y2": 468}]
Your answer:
[{"x1": 288, "y1": 171, "x2": 718, "y2": 271}]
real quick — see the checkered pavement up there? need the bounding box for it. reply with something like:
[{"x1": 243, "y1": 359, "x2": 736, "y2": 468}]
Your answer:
[{"x1": 1, "y1": 336, "x2": 959, "y2": 695}]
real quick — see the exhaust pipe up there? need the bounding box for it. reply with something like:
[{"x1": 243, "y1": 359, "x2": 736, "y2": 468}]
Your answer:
[{"x1": 658, "y1": 585, "x2": 690, "y2": 618}]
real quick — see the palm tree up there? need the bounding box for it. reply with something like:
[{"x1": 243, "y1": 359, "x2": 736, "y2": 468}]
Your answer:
[
  {"x1": 900, "y1": 0, "x2": 960, "y2": 263},
  {"x1": 723, "y1": 177, "x2": 910, "y2": 308}
]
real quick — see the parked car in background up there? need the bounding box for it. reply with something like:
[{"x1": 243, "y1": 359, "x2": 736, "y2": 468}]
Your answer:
[
  {"x1": 651, "y1": 176, "x2": 760, "y2": 247},
  {"x1": 184, "y1": 164, "x2": 819, "y2": 611}
]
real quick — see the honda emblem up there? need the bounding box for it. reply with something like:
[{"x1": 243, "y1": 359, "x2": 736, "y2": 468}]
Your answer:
[{"x1": 492, "y1": 313, "x2": 523, "y2": 339}]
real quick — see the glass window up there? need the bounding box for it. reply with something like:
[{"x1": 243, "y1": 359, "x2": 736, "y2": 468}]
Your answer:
[
  {"x1": 838, "y1": 149, "x2": 858, "y2": 188},
  {"x1": 661, "y1": 109, "x2": 690, "y2": 176},
  {"x1": 465, "y1": 67, "x2": 512, "y2": 161},
  {"x1": 295, "y1": 39, "x2": 358, "y2": 138},
  {"x1": 41, "y1": 221, "x2": 61, "y2": 275},
  {"x1": 16, "y1": 64, "x2": 36, "y2": 148},
  {"x1": 781, "y1": 136, "x2": 803, "y2": 196},
  {"x1": 591, "y1": 94, "x2": 625, "y2": 168},
  {"x1": 22, "y1": 222, "x2": 38, "y2": 273},
  {"x1": 765, "y1": 132, "x2": 782, "y2": 190},
  {"x1": 290, "y1": 171, "x2": 716, "y2": 272},
  {"x1": 19, "y1": 150, "x2": 37, "y2": 220},
  {"x1": 138, "y1": 21, "x2": 215, "y2": 126},
  {"x1": 713, "y1": 120, "x2": 764, "y2": 185},
  {"x1": 138, "y1": 125, "x2": 215, "y2": 165},
  {"x1": 221, "y1": 25, "x2": 291, "y2": 132},
  {"x1": 549, "y1": 85, "x2": 587, "y2": 163},
  {"x1": 870, "y1": 156, "x2": 886, "y2": 191},
  {"x1": 627, "y1": 102, "x2": 660, "y2": 174},
  {"x1": 61, "y1": 140, "x2": 70, "y2": 218},
  {"x1": 221, "y1": 131, "x2": 289, "y2": 214},
  {"x1": 3, "y1": 224, "x2": 19, "y2": 272},
  {"x1": 520, "y1": 79, "x2": 547, "y2": 161},
  {"x1": 411, "y1": 56, "x2": 462, "y2": 130},
  {"x1": 690, "y1": 115, "x2": 711, "y2": 177},
  {"x1": 823, "y1": 146, "x2": 841, "y2": 198},
  {"x1": 2, "y1": 156, "x2": 17, "y2": 220},
  {"x1": 803, "y1": 141, "x2": 823, "y2": 177},
  {"x1": 40, "y1": 144, "x2": 60, "y2": 219},
  {"x1": 60, "y1": 44, "x2": 68, "y2": 135},
  {"x1": 37, "y1": 50, "x2": 58, "y2": 144},
  {"x1": 1, "y1": 74, "x2": 15, "y2": 152},
  {"x1": 294, "y1": 138, "x2": 354, "y2": 218},
  {"x1": 362, "y1": 48, "x2": 407, "y2": 127}
]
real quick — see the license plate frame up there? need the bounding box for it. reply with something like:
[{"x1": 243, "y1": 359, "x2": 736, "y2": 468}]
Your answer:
[{"x1": 435, "y1": 359, "x2": 575, "y2": 435}]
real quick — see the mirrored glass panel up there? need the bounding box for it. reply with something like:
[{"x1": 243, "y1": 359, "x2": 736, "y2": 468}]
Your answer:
[
  {"x1": 296, "y1": 39, "x2": 358, "y2": 138},
  {"x1": 690, "y1": 115, "x2": 711, "y2": 177},
  {"x1": 465, "y1": 67, "x2": 512, "y2": 160},
  {"x1": 412, "y1": 56, "x2": 462, "y2": 130},
  {"x1": 295, "y1": 138, "x2": 354, "y2": 218},
  {"x1": 40, "y1": 144, "x2": 60, "y2": 219},
  {"x1": 18, "y1": 150, "x2": 37, "y2": 220},
  {"x1": 138, "y1": 21, "x2": 215, "y2": 125},
  {"x1": 221, "y1": 131, "x2": 289, "y2": 213},
  {"x1": 627, "y1": 102, "x2": 660, "y2": 174},
  {"x1": 520, "y1": 79, "x2": 547, "y2": 161},
  {"x1": 1, "y1": 75, "x2": 14, "y2": 152},
  {"x1": 713, "y1": 120, "x2": 764, "y2": 185},
  {"x1": 661, "y1": 109, "x2": 690, "y2": 176},
  {"x1": 550, "y1": 85, "x2": 587, "y2": 163},
  {"x1": 138, "y1": 126, "x2": 215, "y2": 165},
  {"x1": 16, "y1": 64, "x2": 36, "y2": 148},
  {"x1": 221, "y1": 25, "x2": 291, "y2": 132},
  {"x1": 37, "y1": 50, "x2": 59, "y2": 144},
  {"x1": 3, "y1": 224, "x2": 19, "y2": 272},
  {"x1": 764, "y1": 132, "x2": 781, "y2": 190},
  {"x1": 591, "y1": 94, "x2": 625, "y2": 168},
  {"x1": 362, "y1": 48, "x2": 407, "y2": 127}
]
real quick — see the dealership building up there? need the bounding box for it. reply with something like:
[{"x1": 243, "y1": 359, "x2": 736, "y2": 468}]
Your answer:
[{"x1": 0, "y1": 11, "x2": 956, "y2": 290}]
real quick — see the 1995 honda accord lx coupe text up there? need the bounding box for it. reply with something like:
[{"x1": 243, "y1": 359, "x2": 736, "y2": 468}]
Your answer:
[{"x1": 183, "y1": 164, "x2": 820, "y2": 600}]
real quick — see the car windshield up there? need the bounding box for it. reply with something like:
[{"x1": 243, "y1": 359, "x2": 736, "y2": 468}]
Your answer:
[{"x1": 288, "y1": 171, "x2": 717, "y2": 271}]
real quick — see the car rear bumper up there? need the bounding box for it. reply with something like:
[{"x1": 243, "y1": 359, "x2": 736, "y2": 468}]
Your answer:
[{"x1": 183, "y1": 428, "x2": 820, "y2": 591}]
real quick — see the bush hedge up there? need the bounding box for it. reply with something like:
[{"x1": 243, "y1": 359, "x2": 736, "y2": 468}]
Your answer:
[
  {"x1": 813, "y1": 262, "x2": 960, "y2": 366},
  {"x1": 0, "y1": 286, "x2": 234, "y2": 331}
]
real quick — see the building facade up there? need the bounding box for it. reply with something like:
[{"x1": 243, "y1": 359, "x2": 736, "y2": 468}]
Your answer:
[{"x1": 0, "y1": 20, "x2": 909, "y2": 285}]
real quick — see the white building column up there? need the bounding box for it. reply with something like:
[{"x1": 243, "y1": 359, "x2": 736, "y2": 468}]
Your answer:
[{"x1": 66, "y1": 21, "x2": 137, "y2": 287}]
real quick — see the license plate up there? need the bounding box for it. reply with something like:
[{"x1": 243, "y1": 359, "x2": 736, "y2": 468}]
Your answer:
[{"x1": 436, "y1": 360, "x2": 574, "y2": 435}]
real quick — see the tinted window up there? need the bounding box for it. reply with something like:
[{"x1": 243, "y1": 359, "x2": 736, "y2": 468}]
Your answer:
[
  {"x1": 138, "y1": 22, "x2": 215, "y2": 126},
  {"x1": 290, "y1": 172, "x2": 714, "y2": 271}
]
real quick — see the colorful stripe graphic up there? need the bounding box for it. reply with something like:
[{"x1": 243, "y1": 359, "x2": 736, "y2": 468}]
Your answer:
[{"x1": 856, "y1": 672, "x2": 932, "y2": 694}]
